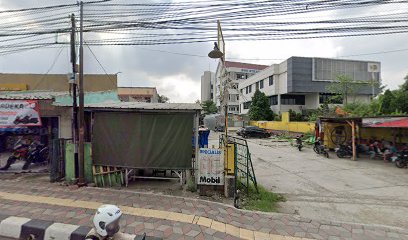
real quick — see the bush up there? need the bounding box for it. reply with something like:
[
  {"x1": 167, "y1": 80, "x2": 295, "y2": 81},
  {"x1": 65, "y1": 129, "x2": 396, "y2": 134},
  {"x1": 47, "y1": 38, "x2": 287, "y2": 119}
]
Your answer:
[
  {"x1": 238, "y1": 181, "x2": 285, "y2": 212},
  {"x1": 186, "y1": 178, "x2": 197, "y2": 192}
]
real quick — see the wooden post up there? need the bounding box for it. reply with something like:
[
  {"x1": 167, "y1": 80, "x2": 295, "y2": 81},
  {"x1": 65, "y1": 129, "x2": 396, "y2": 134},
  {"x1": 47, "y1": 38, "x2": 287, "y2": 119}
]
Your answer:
[
  {"x1": 351, "y1": 120, "x2": 356, "y2": 161},
  {"x1": 346, "y1": 120, "x2": 357, "y2": 161}
]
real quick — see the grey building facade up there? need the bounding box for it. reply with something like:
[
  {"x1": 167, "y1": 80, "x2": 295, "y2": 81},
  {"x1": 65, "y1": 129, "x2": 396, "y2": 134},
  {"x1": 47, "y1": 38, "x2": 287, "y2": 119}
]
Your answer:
[
  {"x1": 239, "y1": 57, "x2": 381, "y2": 114},
  {"x1": 201, "y1": 71, "x2": 214, "y2": 103}
]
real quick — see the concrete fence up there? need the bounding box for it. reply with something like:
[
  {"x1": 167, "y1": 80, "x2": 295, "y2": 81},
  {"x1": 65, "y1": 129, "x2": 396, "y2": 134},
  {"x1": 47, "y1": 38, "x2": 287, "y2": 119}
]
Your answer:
[{"x1": 249, "y1": 112, "x2": 315, "y2": 133}]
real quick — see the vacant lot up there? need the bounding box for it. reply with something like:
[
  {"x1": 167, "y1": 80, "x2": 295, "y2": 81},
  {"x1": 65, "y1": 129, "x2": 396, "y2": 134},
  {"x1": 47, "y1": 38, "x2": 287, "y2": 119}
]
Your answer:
[{"x1": 210, "y1": 132, "x2": 408, "y2": 228}]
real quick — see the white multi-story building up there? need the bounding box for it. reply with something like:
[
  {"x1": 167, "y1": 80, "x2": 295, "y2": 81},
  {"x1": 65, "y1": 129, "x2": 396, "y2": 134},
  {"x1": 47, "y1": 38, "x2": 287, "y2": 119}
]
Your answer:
[
  {"x1": 239, "y1": 57, "x2": 381, "y2": 115},
  {"x1": 200, "y1": 71, "x2": 214, "y2": 103},
  {"x1": 214, "y1": 61, "x2": 268, "y2": 114}
]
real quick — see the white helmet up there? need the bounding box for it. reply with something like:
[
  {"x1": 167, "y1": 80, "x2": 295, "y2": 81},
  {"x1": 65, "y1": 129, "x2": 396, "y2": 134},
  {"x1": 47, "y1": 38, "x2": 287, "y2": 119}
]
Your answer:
[{"x1": 93, "y1": 205, "x2": 122, "y2": 237}]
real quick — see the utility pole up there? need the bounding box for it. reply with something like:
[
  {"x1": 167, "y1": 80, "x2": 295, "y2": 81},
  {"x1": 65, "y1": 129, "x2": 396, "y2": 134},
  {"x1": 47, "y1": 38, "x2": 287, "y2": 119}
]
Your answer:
[
  {"x1": 78, "y1": 1, "x2": 85, "y2": 186},
  {"x1": 70, "y1": 14, "x2": 79, "y2": 179}
]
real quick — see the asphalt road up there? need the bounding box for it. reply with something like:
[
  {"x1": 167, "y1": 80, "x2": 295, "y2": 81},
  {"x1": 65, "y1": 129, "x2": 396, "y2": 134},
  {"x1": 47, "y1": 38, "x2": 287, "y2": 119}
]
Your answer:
[{"x1": 210, "y1": 131, "x2": 408, "y2": 229}]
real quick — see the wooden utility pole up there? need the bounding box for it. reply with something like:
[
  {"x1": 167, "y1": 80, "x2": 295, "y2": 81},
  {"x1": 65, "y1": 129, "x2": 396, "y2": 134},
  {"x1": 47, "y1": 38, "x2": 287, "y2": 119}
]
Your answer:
[
  {"x1": 78, "y1": 1, "x2": 85, "y2": 185},
  {"x1": 70, "y1": 14, "x2": 79, "y2": 178}
]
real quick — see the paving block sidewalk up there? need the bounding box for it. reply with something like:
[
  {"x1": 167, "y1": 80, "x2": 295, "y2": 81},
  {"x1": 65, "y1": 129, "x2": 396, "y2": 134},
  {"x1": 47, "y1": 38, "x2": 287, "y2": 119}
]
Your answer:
[{"x1": 0, "y1": 176, "x2": 407, "y2": 240}]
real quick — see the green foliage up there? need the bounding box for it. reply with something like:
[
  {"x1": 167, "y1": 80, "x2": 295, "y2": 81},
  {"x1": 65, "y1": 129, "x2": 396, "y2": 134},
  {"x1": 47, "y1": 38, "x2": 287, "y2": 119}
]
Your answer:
[
  {"x1": 273, "y1": 114, "x2": 281, "y2": 121},
  {"x1": 379, "y1": 90, "x2": 396, "y2": 114},
  {"x1": 401, "y1": 74, "x2": 408, "y2": 92},
  {"x1": 326, "y1": 74, "x2": 360, "y2": 104},
  {"x1": 343, "y1": 102, "x2": 378, "y2": 117},
  {"x1": 186, "y1": 178, "x2": 197, "y2": 192},
  {"x1": 158, "y1": 94, "x2": 169, "y2": 103},
  {"x1": 392, "y1": 90, "x2": 408, "y2": 114},
  {"x1": 288, "y1": 109, "x2": 304, "y2": 121},
  {"x1": 201, "y1": 100, "x2": 218, "y2": 115},
  {"x1": 307, "y1": 102, "x2": 336, "y2": 121},
  {"x1": 248, "y1": 90, "x2": 274, "y2": 121},
  {"x1": 238, "y1": 182, "x2": 285, "y2": 212}
]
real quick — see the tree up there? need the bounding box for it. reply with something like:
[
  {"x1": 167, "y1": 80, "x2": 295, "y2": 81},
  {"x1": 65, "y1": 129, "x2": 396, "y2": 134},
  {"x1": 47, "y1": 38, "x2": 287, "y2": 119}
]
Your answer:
[
  {"x1": 158, "y1": 94, "x2": 169, "y2": 103},
  {"x1": 248, "y1": 90, "x2": 274, "y2": 121},
  {"x1": 343, "y1": 102, "x2": 378, "y2": 117},
  {"x1": 400, "y1": 74, "x2": 408, "y2": 92},
  {"x1": 392, "y1": 90, "x2": 408, "y2": 114},
  {"x1": 379, "y1": 90, "x2": 396, "y2": 114},
  {"x1": 326, "y1": 74, "x2": 360, "y2": 105},
  {"x1": 201, "y1": 100, "x2": 217, "y2": 115}
]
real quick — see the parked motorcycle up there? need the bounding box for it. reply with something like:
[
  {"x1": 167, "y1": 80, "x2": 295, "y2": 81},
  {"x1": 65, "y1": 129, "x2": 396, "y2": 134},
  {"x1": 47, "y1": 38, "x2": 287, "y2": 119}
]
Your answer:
[
  {"x1": 313, "y1": 140, "x2": 329, "y2": 158},
  {"x1": 294, "y1": 136, "x2": 303, "y2": 151},
  {"x1": 335, "y1": 145, "x2": 352, "y2": 158},
  {"x1": 22, "y1": 141, "x2": 49, "y2": 170},
  {"x1": 335, "y1": 144, "x2": 364, "y2": 158},
  {"x1": 395, "y1": 150, "x2": 408, "y2": 168},
  {"x1": 0, "y1": 139, "x2": 29, "y2": 170}
]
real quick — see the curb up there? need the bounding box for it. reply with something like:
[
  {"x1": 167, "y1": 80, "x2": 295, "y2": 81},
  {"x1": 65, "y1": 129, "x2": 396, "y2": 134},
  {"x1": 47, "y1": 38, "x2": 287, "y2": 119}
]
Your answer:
[{"x1": 0, "y1": 214, "x2": 160, "y2": 240}]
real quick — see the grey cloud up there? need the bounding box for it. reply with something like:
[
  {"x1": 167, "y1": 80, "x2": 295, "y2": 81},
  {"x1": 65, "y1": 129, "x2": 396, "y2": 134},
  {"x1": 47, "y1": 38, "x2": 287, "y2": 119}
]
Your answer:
[{"x1": 1, "y1": 0, "x2": 407, "y2": 101}]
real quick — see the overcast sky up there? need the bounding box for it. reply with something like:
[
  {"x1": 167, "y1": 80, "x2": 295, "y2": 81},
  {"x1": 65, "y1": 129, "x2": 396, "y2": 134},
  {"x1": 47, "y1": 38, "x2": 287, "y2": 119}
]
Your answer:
[{"x1": 0, "y1": 0, "x2": 407, "y2": 103}]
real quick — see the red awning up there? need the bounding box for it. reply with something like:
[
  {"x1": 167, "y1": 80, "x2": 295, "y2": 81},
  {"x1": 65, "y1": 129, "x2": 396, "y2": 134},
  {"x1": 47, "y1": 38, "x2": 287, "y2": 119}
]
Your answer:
[{"x1": 365, "y1": 118, "x2": 408, "y2": 128}]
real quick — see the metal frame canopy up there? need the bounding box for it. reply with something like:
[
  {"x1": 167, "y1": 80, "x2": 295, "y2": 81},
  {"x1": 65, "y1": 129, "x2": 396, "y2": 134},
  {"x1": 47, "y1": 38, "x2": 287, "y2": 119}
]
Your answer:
[{"x1": 319, "y1": 116, "x2": 362, "y2": 161}]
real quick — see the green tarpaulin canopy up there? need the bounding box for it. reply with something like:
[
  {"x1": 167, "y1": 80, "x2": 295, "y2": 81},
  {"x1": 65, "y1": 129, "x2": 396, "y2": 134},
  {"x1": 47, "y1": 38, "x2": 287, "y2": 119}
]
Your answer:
[{"x1": 92, "y1": 111, "x2": 194, "y2": 169}]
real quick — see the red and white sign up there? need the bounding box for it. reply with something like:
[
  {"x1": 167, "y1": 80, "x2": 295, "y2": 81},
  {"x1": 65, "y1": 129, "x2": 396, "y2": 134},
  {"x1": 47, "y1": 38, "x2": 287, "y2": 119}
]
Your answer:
[{"x1": 0, "y1": 100, "x2": 42, "y2": 127}]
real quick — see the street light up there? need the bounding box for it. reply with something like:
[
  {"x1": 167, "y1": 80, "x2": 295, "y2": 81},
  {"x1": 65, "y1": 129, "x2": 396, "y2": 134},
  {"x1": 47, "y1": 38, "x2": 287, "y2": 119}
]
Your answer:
[
  {"x1": 208, "y1": 42, "x2": 224, "y2": 59},
  {"x1": 208, "y1": 31, "x2": 229, "y2": 177}
]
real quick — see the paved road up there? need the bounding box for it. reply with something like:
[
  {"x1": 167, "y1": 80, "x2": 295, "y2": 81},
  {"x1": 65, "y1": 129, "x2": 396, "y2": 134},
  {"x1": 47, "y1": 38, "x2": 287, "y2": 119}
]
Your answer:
[
  {"x1": 209, "y1": 132, "x2": 408, "y2": 229},
  {"x1": 0, "y1": 174, "x2": 407, "y2": 240}
]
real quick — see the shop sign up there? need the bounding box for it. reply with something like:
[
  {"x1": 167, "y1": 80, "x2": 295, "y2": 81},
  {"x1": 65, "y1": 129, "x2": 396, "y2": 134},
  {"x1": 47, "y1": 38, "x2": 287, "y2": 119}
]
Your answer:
[
  {"x1": 0, "y1": 100, "x2": 42, "y2": 127},
  {"x1": 198, "y1": 148, "x2": 224, "y2": 185}
]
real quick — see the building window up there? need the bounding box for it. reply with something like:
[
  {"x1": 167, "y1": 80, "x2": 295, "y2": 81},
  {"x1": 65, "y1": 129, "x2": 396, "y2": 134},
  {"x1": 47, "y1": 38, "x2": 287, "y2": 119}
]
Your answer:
[
  {"x1": 269, "y1": 95, "x2": 278, "y2": 105},
  {"x1": 260, "y1": 80, "x2": 264, "y2": 89},
  {"x1": 269, "y1": 75, "x2": 274, "y2": 85},
  {"x1": 281, "y1": 95, "x2": 305, "y2": 105},
  {"x1": 243, "y1": 101, "x2": 251, "y2": 109},
  {"x1": 240, "y1": 89, "x2": 243, "y2": 94},
  {"x1": 249, "y1": 85, "x2": 252, "y2": 93},
  {"x1": 255, "y1": 82, "x2": 259, "y2": 90},
  {"x1": 245, "y1": 86, "x2": 248, "y2": 94},
  {"x1": 319, "y1": 93, "x2": 343, "y2": 104},
  {"x1": 236, "y1": 73, "x2": 248, "y2": 80}
]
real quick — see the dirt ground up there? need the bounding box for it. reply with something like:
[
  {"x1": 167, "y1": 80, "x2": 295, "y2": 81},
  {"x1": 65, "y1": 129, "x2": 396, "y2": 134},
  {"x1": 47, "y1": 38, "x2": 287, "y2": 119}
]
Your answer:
[{"x1": 209, "y1": 131, "x2": 408, "y2": 229}]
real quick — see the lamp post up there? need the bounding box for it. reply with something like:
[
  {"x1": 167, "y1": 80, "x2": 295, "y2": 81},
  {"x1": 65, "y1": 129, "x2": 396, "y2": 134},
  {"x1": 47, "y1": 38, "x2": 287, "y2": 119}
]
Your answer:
[{"x1": 208, "y1": 40, "x2": 229, "y2": 159}]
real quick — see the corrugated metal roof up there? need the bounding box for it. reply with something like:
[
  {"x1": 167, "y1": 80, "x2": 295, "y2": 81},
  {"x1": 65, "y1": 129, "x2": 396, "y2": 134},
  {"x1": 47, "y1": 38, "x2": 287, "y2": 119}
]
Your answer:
[
  {"x1": 53, "y1": 101, "x2": 201, "y2": 111},
  {"x1": 0, "y1": 91, "x2": 69, "y2": 100}
]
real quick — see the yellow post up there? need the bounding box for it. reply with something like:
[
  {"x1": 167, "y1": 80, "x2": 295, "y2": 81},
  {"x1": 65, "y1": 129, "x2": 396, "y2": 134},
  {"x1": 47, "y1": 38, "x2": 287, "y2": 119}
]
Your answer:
[
  {"x1": 282, "y1": 112, "x2": 290, "y2": 123},
  {"x1": 225, "y1": 144, "x2": 235, "y2": 175}
]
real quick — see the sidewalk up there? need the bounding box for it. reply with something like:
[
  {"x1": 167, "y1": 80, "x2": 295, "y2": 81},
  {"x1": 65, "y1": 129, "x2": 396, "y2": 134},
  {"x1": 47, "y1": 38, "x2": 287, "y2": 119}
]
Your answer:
[{"x1": 0, "y1": 175, "x2": 407, "y2": 240}]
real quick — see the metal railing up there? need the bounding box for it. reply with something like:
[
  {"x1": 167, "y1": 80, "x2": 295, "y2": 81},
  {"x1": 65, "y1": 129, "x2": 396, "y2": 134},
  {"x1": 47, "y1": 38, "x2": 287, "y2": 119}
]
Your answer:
[{"x1": 220, "y1": 134, "x2": 258, "y2": 198}]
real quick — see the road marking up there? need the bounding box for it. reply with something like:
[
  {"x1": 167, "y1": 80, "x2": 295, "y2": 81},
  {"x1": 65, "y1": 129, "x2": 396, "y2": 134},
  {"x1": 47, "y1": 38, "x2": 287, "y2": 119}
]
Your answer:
[{"x1": 0, "y1": 191, "x2": 313, "y2": 240}]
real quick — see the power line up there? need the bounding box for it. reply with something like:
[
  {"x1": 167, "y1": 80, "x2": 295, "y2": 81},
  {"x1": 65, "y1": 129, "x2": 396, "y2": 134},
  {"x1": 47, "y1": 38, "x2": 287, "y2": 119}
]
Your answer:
[
  {"x1": 84, "y1": 42, "x2": 117, "y2": 86},
  {"x1": 0, "y1": 0, "x2": 407, "y2": 53}
]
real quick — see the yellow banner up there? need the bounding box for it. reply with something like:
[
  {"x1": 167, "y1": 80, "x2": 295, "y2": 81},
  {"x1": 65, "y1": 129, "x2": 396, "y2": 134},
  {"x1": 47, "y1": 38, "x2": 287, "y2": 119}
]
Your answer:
[{"x1": 0, "y1": 84, "x2": 27, "y2": 91}]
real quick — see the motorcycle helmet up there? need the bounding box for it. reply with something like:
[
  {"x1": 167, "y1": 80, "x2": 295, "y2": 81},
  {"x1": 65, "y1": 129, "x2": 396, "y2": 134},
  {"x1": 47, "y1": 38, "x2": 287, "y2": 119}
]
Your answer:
[{"x1": 93, "y1": 204, "x2": 122, "y2": 237}]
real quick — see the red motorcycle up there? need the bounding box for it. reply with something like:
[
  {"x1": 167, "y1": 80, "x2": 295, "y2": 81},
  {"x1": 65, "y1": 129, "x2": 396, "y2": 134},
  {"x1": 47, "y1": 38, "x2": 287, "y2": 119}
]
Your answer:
[{"x1": 0, "y1": 139, "x2": 30, "y2": 170}]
